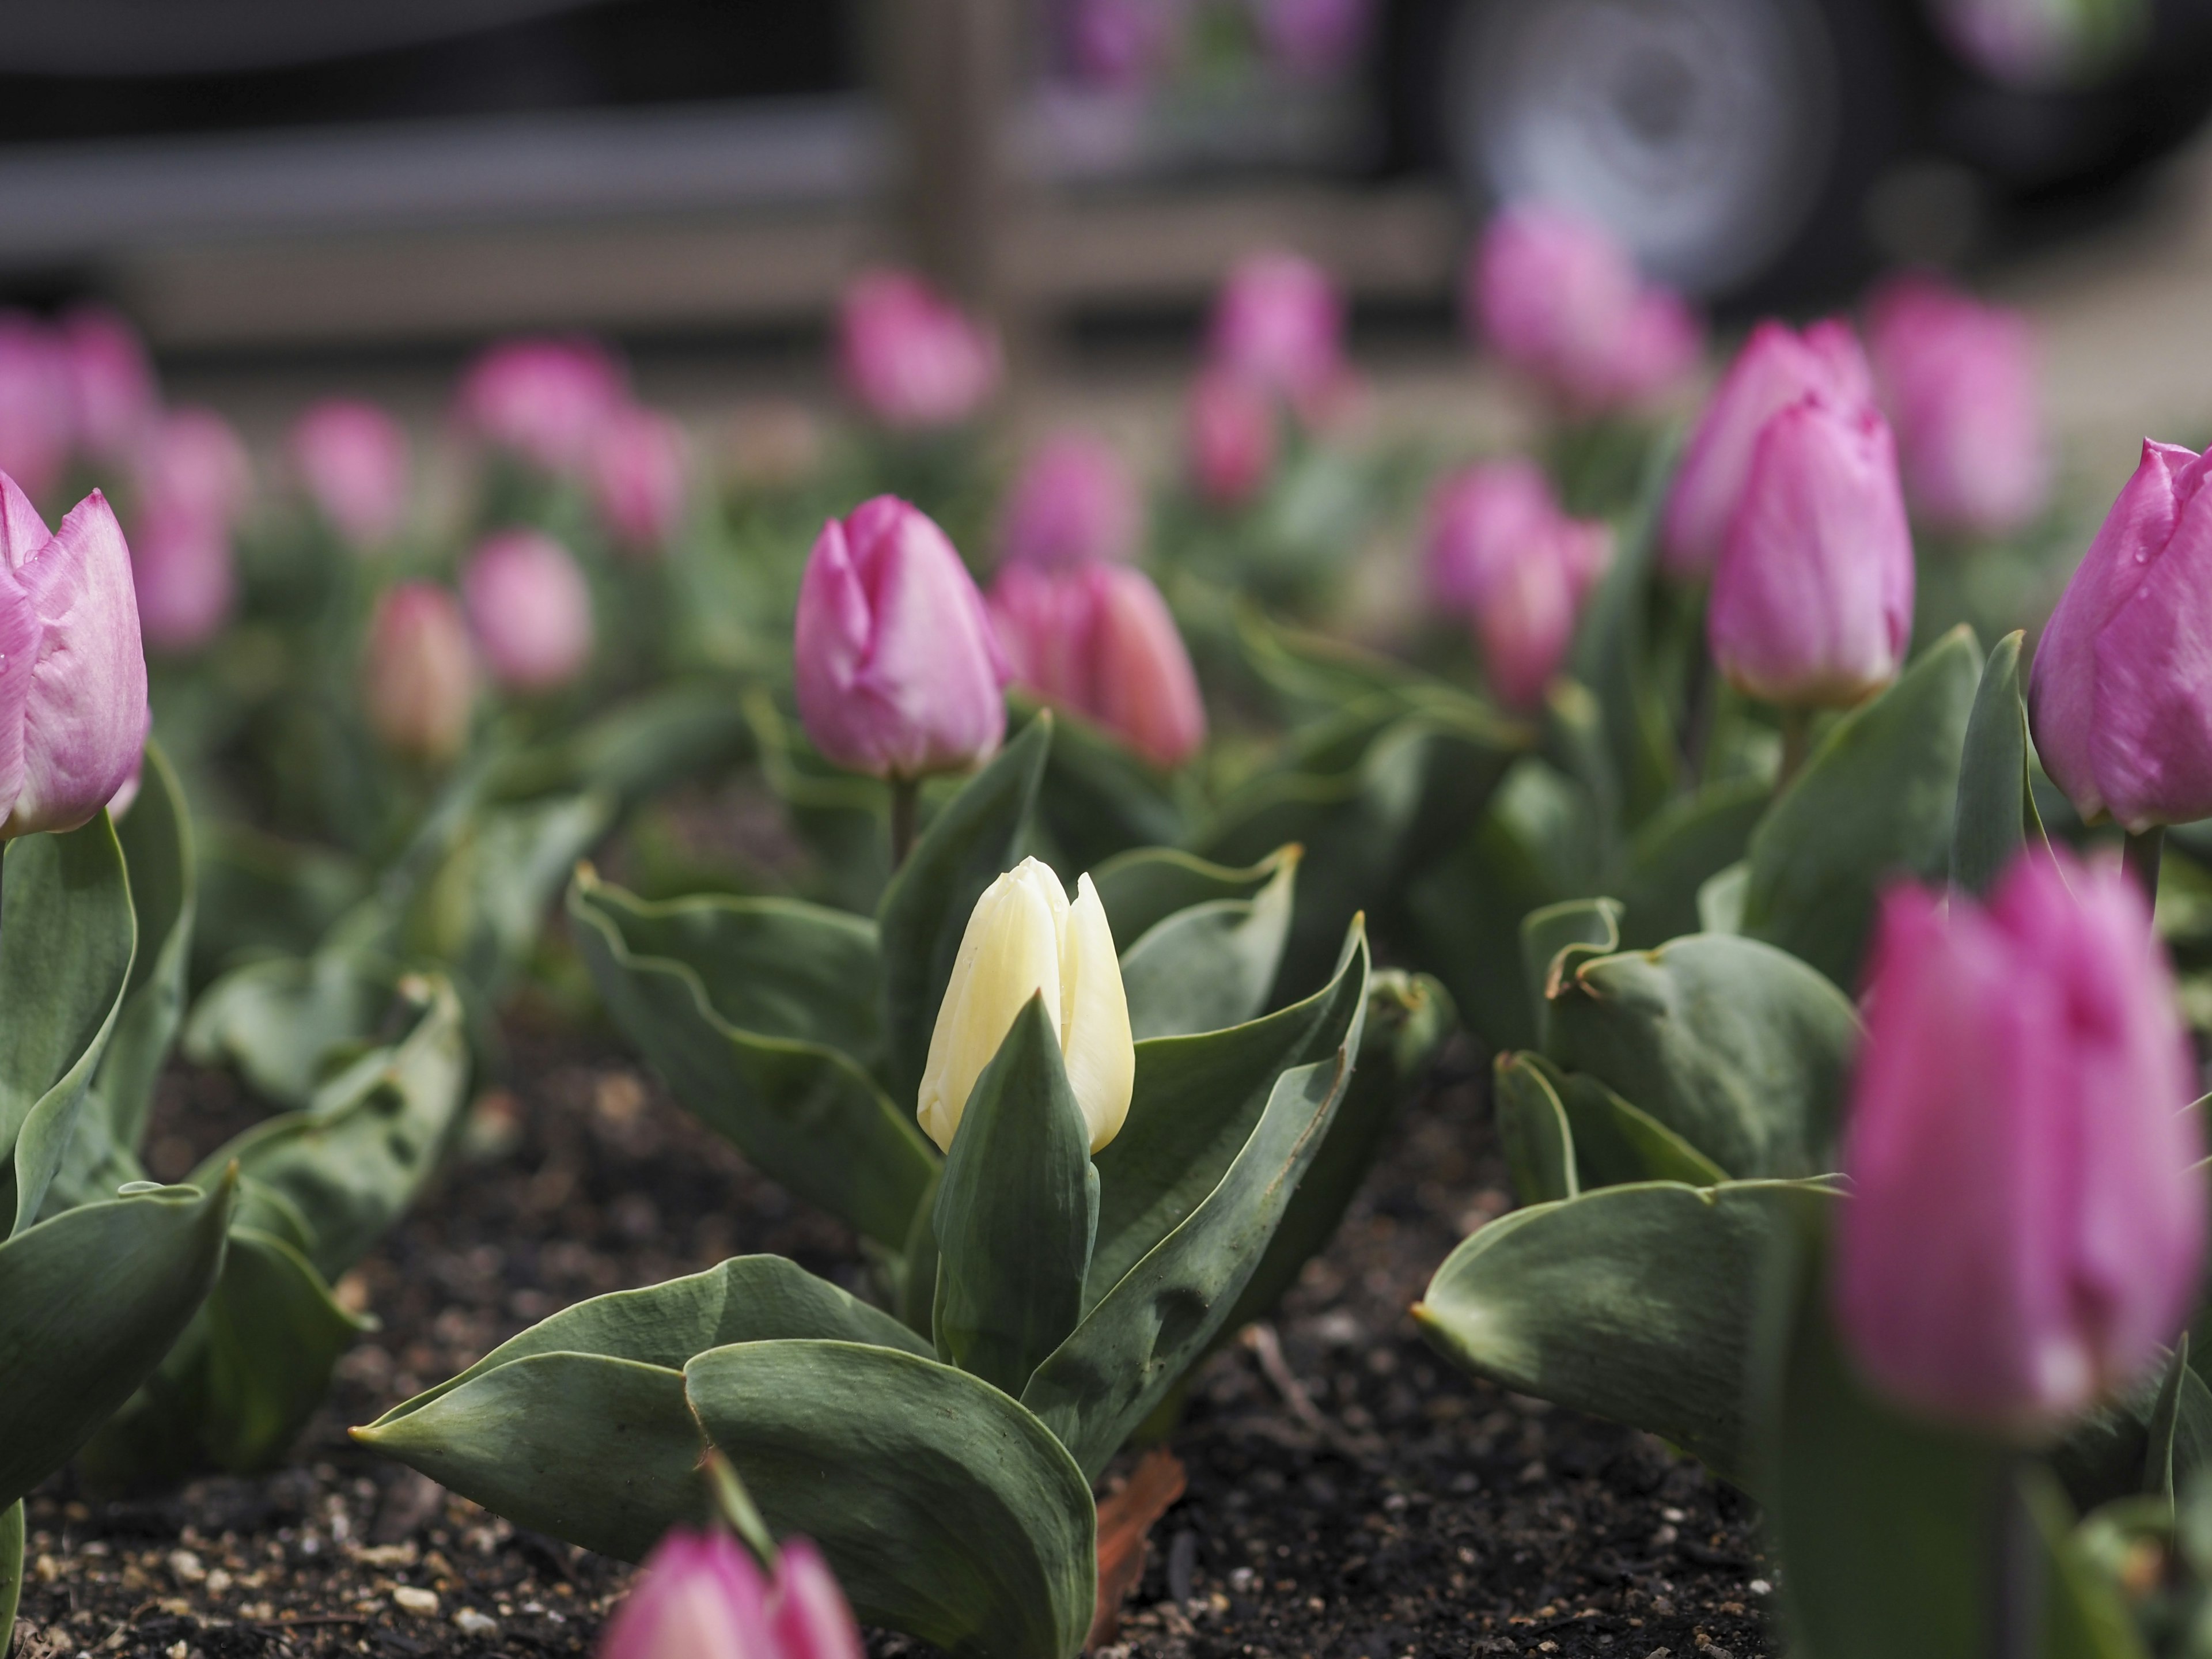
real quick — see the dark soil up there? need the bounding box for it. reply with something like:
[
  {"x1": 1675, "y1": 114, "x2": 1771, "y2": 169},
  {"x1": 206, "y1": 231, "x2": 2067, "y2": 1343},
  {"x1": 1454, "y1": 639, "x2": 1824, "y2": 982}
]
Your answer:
[{"x1": 20, "y1": 1017, "x2": 1779, "y2": 1659}]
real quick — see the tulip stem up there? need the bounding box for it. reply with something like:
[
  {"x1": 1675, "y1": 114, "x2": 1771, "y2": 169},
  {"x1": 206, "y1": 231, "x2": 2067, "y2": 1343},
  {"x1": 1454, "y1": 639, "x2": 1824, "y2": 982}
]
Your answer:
[
  {"x1": 1777, "y1": 709, "x2": 1815, "y2": 791},
  {"x1": 2123, "y1": 827, "x2": 2164, "y2": 912},
  {"x1": 1986, "y1": 1461, "x2": 2038, "y2": 1659},
  {"x1": 889, "y1": 778, "x2": 921, "y2": 871}
]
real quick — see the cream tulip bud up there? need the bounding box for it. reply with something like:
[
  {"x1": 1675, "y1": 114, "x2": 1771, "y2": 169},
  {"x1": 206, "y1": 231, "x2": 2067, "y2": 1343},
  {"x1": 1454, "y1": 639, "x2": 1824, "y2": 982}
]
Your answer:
[{"x1": 918, "y1": 857, "x2": 1135, "y2": 1156}]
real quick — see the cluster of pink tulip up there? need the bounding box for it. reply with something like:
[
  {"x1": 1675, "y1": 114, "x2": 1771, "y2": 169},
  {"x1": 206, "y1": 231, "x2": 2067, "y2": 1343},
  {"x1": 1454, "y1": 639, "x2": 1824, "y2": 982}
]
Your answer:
[
  {"x1": 597, "y1": 1529, "x2": 862, "y2": 1659},
  {"x1": 1184, "y1": 251, "x2": 1358, "y2": 509}
]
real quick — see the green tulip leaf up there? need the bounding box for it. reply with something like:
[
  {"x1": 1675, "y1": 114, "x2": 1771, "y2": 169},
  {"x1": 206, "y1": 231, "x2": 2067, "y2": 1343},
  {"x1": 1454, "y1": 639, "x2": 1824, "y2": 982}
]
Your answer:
[
  {"x1": 931, "y1": 995, "x2": 1098, "y2": 1396},
  {"x1": 2144, "y1": 1335, "x2": 2212, "y2": 1503},
  {"x1": 405, "y1": 789, "x2": 615, "y2": 1003},
  {"x1": 1951, "y1": 630, "x2": 2048, "y2": 899},
  {"x1": 1619, "y1": 778, "x2": 1769, "y2": 948},
  {"x1": 183, "y1": 936, "x2": 397, "y2": 1108},
  {"x1": 571, "y1": 869, "x2": 934, "y2": 1248},
  {"x1": 1028, "y1": 702, "x2": 1187, "y2": 873},
  {"x1": 1521, "y1": 1052, "x2": 1732, "y2": 1189},
  {"x1": 99, "y1": 743, "x2": 196, "y2": 1152},
  {"x1": 192, "y1": 822, "x2": 369, "y2": 982},
  {"x1": 1, "y1": 1498, "x2": 20, "y2": 1658},
  {"x1": 488, "y1": 677, "x2": 753, "y2": 807},
  {"x1": 1742, "y1": 626, "x2": 1982, "y2": 988},
  {"x1": 1092, "y1": 844, "x2": 1296, "y2": 948},
  {"x1": 1493, "y1": 1052, "x2": 1578, "y2": 1205},
  {"x1": 1118, "y1": 844, "x2": 1299, "y2": 1040},
  {"x1": 1519, "y1": 897, "x2": 1622, "y2": 1043},
  {"x1": 741, "y1": 687, "x2": 891, "y2": 915}
]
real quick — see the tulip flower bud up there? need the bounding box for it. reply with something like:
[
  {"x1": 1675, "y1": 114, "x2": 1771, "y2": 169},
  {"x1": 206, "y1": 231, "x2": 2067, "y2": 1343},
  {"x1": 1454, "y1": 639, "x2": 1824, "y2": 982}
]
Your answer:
[
  {"x1": 1835, "y1": 851, "x2": 2205, "y2": 1433},
  {"x1": 2028, "y1": 439, "x2": 2212, "y2": 829},
  {"x1": 129, "y1": 507, "x2": 236, "y2": 656},
  {"x1": 987, "y1": 563, "x2": 1098, "y2": 713},
  {"x1": 919, "y1": 858, "x2": 1135, "y2": 1154},
  {"x1": 599, "y1": 1528, "x2": 770, "y2": 1659},
  {"x1": 794, "y1": 497, "x2": 1010, "y2": 781},
  {"x1": 364, "y1": 582, "x2": 475, "y2": 764},
  {"x1": 454, "y1": 336, "x2": 627, "y2": 475},
  {"x1": 997, "y1": 431, "x2": 1141, "y2": 571},
  {"x1": 461, "y1": 529, "x2": 596, "y2": 694},
  {"x1": 836, "y1": 270, "x2": 1002, "y2": 432},
  {"x1": 988, "y1": 564, "x2": 1206, "y2": 768},
  {"x1": 1868, "y1": 274, "x2": 2050, "y2": 536},
  {"x1": 0, "y1": 478, "x2": 150, "y2": 839},
  {"x1": 289, "y1": 399, "x2": 411, "y2": 549},
  {"x1": 137, "y1": 407, "x2": 253, "y2": 531},
  {"x1": 1469, "y1": 201, "x2": 1702, "y2": 415},
  {"x1": 1062, "y1": 0, "x2": 1182, "y2": 88},
  {"x1": 59, "y1": 305, "x2": 157, "y2": 463},
  {"x1": 1206, "y1": 251, "x2": 1350, "y2": 422},
  {"x1": 590, "y1": 404, "x2": 689, "y2": 557},
  {"x1": 1253, "y1": 0, "x2": 1374, "y2": 77},
  {"x1": 1422, "y1": 457, "x2": 1559, "y2": 611},
  {"x1": 766, "y1": 1539, "x2": 865, "y2": 1659},
  {"x1": 1706, "y1": 396, "x2": 1914, "y2": 709},
  {"x1": 1661, "y1": 319, "x2": 1875, "y2": 580},
  {"x1": 0, "y1": 315, "x2": 75, "y2": 501},
  {"x1": 1185, "y1": 368, "x2": 1277, "y2": 509}
]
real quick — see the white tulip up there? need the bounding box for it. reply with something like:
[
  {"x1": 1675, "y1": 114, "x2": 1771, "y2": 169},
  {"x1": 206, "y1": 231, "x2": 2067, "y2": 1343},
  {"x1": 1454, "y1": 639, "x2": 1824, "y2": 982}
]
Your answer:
[{"x1": 917, "y1": 857, "x2": 1135, "y2": 1155}]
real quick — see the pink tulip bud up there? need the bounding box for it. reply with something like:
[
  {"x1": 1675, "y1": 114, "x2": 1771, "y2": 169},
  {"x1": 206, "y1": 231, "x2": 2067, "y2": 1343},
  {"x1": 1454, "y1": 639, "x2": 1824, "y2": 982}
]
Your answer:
[
  {"x1": 1251, "y1": 0, "x2": 1374, "y2": 77},
  {"x1": 1661, "y1": 319, "x2": 1875, "y2": 581},
  {"x1": 1836, "y1": 850, "x2": 2205, "y2": 1433},
  {"x1": 1062, "y1": 0, "x2": 1184, "y2": 87},
  {"x1": 363, "y1": 582, "x2": 475, "y2": 764},
  {"x1": 0, "y1": 315, "x2": 74, "y2": 501},
  {"x1": 289, "y1": 399, "x2": 410, "y2": 548},
  {"x1": 988, "y1": 562, "x2": 1206, "y2": 768},
  {"x1": 1469, "y1": 201, "x2": 1702, "y2": 415},
  {"x1": 836, "y1": 270, "x2": 1002, "y2": 432},
  {"x1": 988, "y1": 563, "x2": 1100, "y2": 713},
  {"x1": 590, "y1": 404, "x2": 689, "y2": 558},
  {"x1": 1866, "y1": 274, "x2": 2050, "y2": 537},
  {"x1": 998, "y1": 431, "x2": 1142, "y2": 571},
  {"x1": 453, "y1": 336, "x2": 628, "y2": 475},
  {"x1": 599, "y1": 1528, "x2": 770, "y2": 1659},
  {"x1": 766, "y1": 1539, "x2": 865, "y2": 1659},
  {"x1": 0, "y1": 478, "x2": 149, "y2": 838},
  {"x1": 794, "y1": 496, "x2": 1010, "y2": 779},
  {"x1": 1706, "y1": 396, "x2": 1914, "y2": 709},
  {"x1": 1421, "y1": 457, "x2": 1560, "y2": 611},
  {"x1": 59, "y1": 305, "x2": 157, "y2": 463},
  {"x1": 1206, "y1": 251, "x2": 1350, "y2": 421},
  {"x1": 461, "y1": 529, "x2": 596, "y2": 693},
  {"x1": 136, "y1": 407, "x2": 253, "y2": 531},
  {"x1": 129, "y1": 507, "x2": 235, "y2": 655},
  {"x1": 1185, "y1": 368, "x2": 1277, "y2": 508},
  {"x1": 2028, "y1": 439, "x2": 2212, "y2": 830}
]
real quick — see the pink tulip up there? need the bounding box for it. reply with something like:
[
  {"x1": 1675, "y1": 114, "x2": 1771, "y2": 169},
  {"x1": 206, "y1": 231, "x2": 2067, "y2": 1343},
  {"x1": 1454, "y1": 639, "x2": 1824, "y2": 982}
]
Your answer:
[
  {"x1": 1205, "y1": 251, "x2": 1350, "y2": 422},
  {"x1": 1063, "y1": 0, "x2": 1184, "y2": 86},
  {"x1": 1866, "y1": 273, "x2": 2050, "y2": 536},
  {"x1": 1422, "y1": 457, "x2": 1559, "y2": 611},
  {"x1": 461, "y1": 529, "x2": 596, "y2": 693},
  {"x1": 135, "y1": 407, "x2": 253, "y2": 530},
  {"x1": 130, "y1": 508, "x2": 236, "y2": 655},
  {"x1": 1469, "y1": 200, "x2": 1702, "y2": 415},
  {"x1": 598, "y1": 1529, "x2": 769, "y2": 1659},
  {"x1": 764, "y1": 1540, "x2": 865, "y2": 1659},
  {"x1": 1185, "y1": 368, "x2": 1277, "y2": 508},
  {"x1": 590, "y1": 404, "x2": 689, "y2": 557},
  {"x1": 1836, "y1": 850, "x2": 2204, "y2": 1432},
  {"x1": 1250, "y1": 0, "x2": 1374, "y2": 76},
  {"x1": 59, "y1": 306, "x2": 157, "y2": 463},
  {"x1": 0, "y1": 316, "x2": 74, "y2": 501},
  {"x1": 363, "y1": 582, "x2": 475, "y2": 764},
  {"x1": 453, "y1": 336, "x2": 628, "y2": 474},
  {"x1": 2028, "y1": 439, "x2": 2212, "y2": 830},
  {"x1": 836, "y1": 271, "x2": 1002, "y2": 432},
  {"x1": 0, "y1": 478, "x2": 148, "y2": 838},
  {"x1": 1661, "y1": 319, "x2": 1876, "y2": 581},
  {"x1": 289, "y1": 399, "x2": 410, "y2": 548},
  {"x1": 794, "y1": 497, "x2": 1010, "y2": 779},
  {"x1": 989, "y1": 562, "x2": 1206, "y2": 768},
  {"x1": 1707, "y1": 396, "x2": 1914, "y2": 709},
  {"x1": 998, "y1": 431, "x2": 1142, "y2": 571}
]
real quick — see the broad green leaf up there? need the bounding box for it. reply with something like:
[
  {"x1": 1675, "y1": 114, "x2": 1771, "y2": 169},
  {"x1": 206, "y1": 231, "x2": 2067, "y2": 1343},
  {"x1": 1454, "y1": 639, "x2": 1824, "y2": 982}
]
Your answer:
[
  {"x1": 1742, "y1": 626, "x2": 1982, "y2": 987},
  {"x1": 488, "y1": 677, "x2": 753, "y2": 806},
  {"x1": 1024, "y1": 926, "x2": 1372, "y2": 1478},
  {"x1": 1092, "y1": 845, "x2": 1297, "y2": 948},
  {"x1": 2025, "y1": 1470, "x2": 2155, "y2": 1659},
  {"x1": 741, "y1": 687, "x2": 889, "y2": 915},
  {"x1": 192, "y1": 821, "x2": 368, "y2": 981},
  {"x1": 571, "y1": 872, "x2": 934, "y2": 1249},
  {"x1": 1416, "y1": 1179, "x2": 1838, "y2": 1489},
  {"x1": 1518, "y1": 897, "x2": 1622, "y2": 1043},
  {"x1": 1951, "y1": 630, "x2": 2047, "y2": 899},
  {"x1": 405, "y1": 789, "x2": 614, "y2": 1002},
  {"x1": 2145, "y1": 1336, "x2": 2212, "y2": 1503},
  {"x1": 931, "y1": 997, "x2": 1097, "y2": 1396},
  {"x1": 1118, "y1": 846, "x2": 1298, "y2": 1040},
  {"x1": 1521, "y1": 1053, "x2": 1732, "y2": 1189},
  {"x1": 688, "y1": 1340, "x2": 1097, "y2": 1659},
  {"x1": 1, "y1": 1499, "x2": 19, "y2": 1657},
  {"x1": 0, "y1": 1174, "x2": 236, "y2": 1508},
  {"x1": 183, "y1": 937, "x2": 396, "y2": 1108},
  {"x1": 1493, "y1": 1052, "x2": 1578, "y2": 1205},
  {"x1": 1619, "y1": 778, "x2": 1768, "y2": 948},
  {"x1": 1402, "y1": 786, "x2": 1566, "y2": 1055},
  {"x1": 1543, "y1": 934, "x2": 1859, "y2": 1179},
  {"x1": 878, "y1": 717, "x2": 1051, "y2": 1103},
  {"x1": 1699, "y1": 862, "x2": 1749, "y2": 934},
  {"x1": 1028, "y1": 703, "x2": 1187, "y2": 873},
  {"x1": 1, "y1": 815, "x2": 137, "y2": 1232},
  {"x1": 100, "y1": 743, "x2": 195, "y2": 1150}
]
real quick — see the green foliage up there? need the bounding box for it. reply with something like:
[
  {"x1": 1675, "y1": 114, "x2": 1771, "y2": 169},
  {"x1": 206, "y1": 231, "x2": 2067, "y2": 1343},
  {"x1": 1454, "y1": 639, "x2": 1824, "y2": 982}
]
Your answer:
[{"x1": 1952, "y1": 630, "x2": 2049, "y2": 897}]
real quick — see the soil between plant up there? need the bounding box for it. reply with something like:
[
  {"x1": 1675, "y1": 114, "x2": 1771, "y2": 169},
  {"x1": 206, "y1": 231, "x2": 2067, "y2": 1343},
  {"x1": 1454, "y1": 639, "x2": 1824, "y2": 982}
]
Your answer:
[{"x1": 19, "y1": 1013, "x2": 1779, "y2": 1659}]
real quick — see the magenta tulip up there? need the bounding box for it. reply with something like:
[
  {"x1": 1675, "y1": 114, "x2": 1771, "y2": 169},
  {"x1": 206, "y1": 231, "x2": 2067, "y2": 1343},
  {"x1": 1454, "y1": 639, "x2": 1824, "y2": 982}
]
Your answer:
[
  {"x1": 988, "y1": 563, "x2": 1100, "y2": 714},
  {"x1": 794, "y1": 497, "x2": 1010, "y2": 779},
  {"x1": 454, "y1": 336, "x2": 628, "y2": 474},
  {"x1": 1469, "y1": 201, "x2": 1702, "y2": 415},
  {"x1": 598, "y1": 1528, "x2": 769, "y2": 1659},
  {"x1": 1706, "y1": 395, "x2": 1914, "y2": 709},
  {"x1": 0, "y1": 477, "x2": 149, "y2": 838},
  {"x1": 836, "y1": 270, "x2": 1002, "y2": 432},
  {"x1": 1836, "y1": 850, "x2": 2204, "y2": 1433},
  {"x1": 363, "y1": 582, "x2": 475, "y2": 764},
  {"x1": 135, "y1": 407, "x2": 252, "y2": 530},
  {"x1": 764, "y1": 1540, "x2": 865, "y2": 1659},
  {"x1": 998, "y1": 431, "x2": 1141, "y2": 571},
  {"x1": 462, "y1": 529, "x2": 596, "y2": 693},
  {"x1": 289, "y1": 399, "x2": 410, "y2": 548},
  {"x1": 1185, "y1": 368, "x2": 1276, "y2": 508},
  {"x1": 59, "y1": 305, "x2": 157, "y2": 463},
  {"x1": 1422, "y1": 457, "x2": 1560, "y2": 611},
  {"x1": 590, "y1": 404, "x2": 689, "y2": 557},
  {"x1": 1661, "y1": 319, "x2": 1875, "y2": 581},
  {"x1": 1062, "y1": 0, "x2": 1184, "y2": 86},
  {"x1": 0, "y1": 315, "x2": 74, "y2": 501},
  {"x1": 1867, "y1": 274, "x2": 2050, "y2": 536},
  {"x1": 1205, "y1": 251, "x2": 1350, "y2": 422},
  {"x1": 129, "y1": 508, "x2": 235, "y2": 655},
  {"x1": 990, "y1": 562, "x2": 1206, "y2": 768},
  {"x1": 2028, "y1": 439, "x2": 2212, "y2": 830},
  {"x1": 1251, "y1": 0, "x2": 1374, "y2": 77}
]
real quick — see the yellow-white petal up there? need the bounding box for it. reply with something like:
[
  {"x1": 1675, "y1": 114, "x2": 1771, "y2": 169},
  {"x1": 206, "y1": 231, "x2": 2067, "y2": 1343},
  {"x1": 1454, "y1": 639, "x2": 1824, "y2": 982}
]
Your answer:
[
  {"x1": 916, "y1": 858, "x2": 1067, "y2": 1152},
  {"x1": 1059, "y1": 873, "x2": 1135, "y2": 1152}
]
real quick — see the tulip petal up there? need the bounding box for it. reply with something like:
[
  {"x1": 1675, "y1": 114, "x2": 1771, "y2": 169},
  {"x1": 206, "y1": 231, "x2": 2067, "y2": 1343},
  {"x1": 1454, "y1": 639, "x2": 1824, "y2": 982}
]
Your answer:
[
  {"x1": 1060, "y1": 874, "x2": 1135, "y2": 1153},
  {"x1": 771, "y1": 1539, "x2": 866, "y2": 1659},
  {"x1": 918, "y1": 861, "x2": 1068, "y2": 1152}
]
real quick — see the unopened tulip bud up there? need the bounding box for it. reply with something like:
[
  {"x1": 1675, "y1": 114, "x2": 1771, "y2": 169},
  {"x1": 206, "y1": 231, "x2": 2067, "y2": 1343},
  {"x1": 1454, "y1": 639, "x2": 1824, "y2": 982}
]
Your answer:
[
  {"x1": 919, "y1": 857, "x2": 1135, "y2": 1154},
  {"x1": 1253, "y1": 0, "x2": 1374, "y2": 77},
  {"x1": 1706, "y1": 396, "x2": 1914, "y2": 709},
  {"x1": 1661, "y1": 319, "x2": 1874, "y2": 580},
  {"x1": 0, "y1": 478, "x2": 149, "y2": 838},
  {"x1": 1836, "y1": 851, "x2": 2204, "y2": 1433},
  {"x1": 59, "y1": 305, "x2": 157, "y2": 463},
  {"x1": 598, "y1": 1528, "x2": 769, "y2": 1659},
  {"x1": 836, "y1": 270, "x2": 1002, "y2": 431},
  {"x1": 461, "y1": 529, "x2": 595, "y2": 693},
  {"x1": 454, "y1": 336, "x2": 627, "y2": 475},
  {"x1": 766, "y1": 1540, "x2": 864, "y2": 1659},
  {"x1": 1206, "y1": 251, "x2": 1349, "y2": 422},
  {"x1": 1868, "y1": 274, "x2": 2050, "y2": 536},
  {"x1": 794, "y1": 497, "x2": 1010, "y2": 781},
  {"x1": 1062, "y1": 0, "x2": 1182, "y2": 87},
  {"x1": 2029, "y1": 439, "x2": 2212, "y2": 829},
  {"x1": 137, "y1": 407, "x2": 253, "y2": 531},
  {"x1": 1185, "y1": 369, "x2": 1277, "y2": 508},
  {"x1": 0, "y1": 315, "x2": 75, "y2": 500},
  {"x1": 590, "y1": 404, "x2": 689, "y2": 557},
  {"x1": 998, "y1": 431, "x2": 1141, "y2": 571},
  {"x1": 130, "y1": 507, "x2": 235, "y2": 655},
  {"x1": 1421, "y1": 457, "x2": 1558, "y2": 611},
  {"x1": 364, "y1": 582, "x2": 475, "y2": 764},
  {"x1": 1089, "y1": 565, "x2": 1207, "y2": 768},
  {"x1": 1475, "y1": 517, "x2": 1611, "y2": 711},
  {"x1": 289, "y1": 399, "x2": 410, "y2": 548},
  {"x1": 987, "y1": 563, "x2": 1098, "y2": 713}
]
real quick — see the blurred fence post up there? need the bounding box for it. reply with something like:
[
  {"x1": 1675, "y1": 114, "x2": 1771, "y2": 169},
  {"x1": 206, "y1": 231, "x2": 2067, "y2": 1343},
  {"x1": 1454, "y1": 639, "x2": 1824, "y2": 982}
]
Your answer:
[{"x1": 882, "y1": 0, "x2": 1021, "y2": 320}]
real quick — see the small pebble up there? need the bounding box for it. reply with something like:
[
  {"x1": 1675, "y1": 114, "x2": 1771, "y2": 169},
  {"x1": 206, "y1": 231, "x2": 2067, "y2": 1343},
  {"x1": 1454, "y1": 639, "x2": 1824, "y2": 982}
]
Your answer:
[
  {"x1": 167, "y1": 1550, "x2": 205, "y2": 1585},
  {"x1": 393, "y1": 1585, "x2": 440, "y2": 1615},
  {"x1": 454, "y1": 1607, "x2": 499, "y2": 1636}
]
